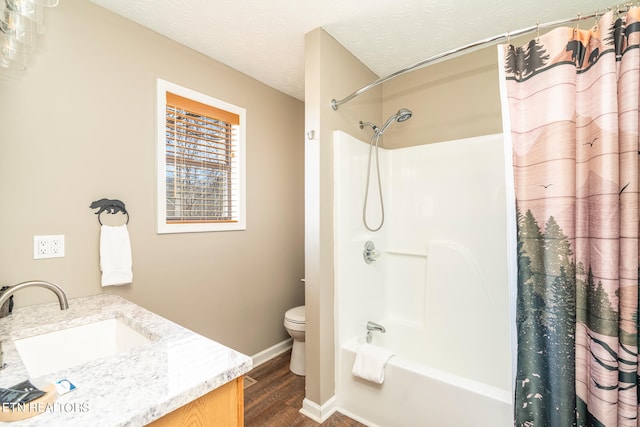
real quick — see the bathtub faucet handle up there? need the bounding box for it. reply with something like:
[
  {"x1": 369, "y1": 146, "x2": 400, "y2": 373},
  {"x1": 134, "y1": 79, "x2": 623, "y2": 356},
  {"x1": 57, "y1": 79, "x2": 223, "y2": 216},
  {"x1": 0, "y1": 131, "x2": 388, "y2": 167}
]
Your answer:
[{"x1": 363, "y1": 241, "x2": 380, "y2": 264}]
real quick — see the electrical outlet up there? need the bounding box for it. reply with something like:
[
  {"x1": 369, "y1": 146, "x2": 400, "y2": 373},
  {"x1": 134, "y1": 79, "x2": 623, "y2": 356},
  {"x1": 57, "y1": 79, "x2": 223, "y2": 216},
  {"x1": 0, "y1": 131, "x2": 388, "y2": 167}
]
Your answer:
[
  {"x1": 50, "y1": 235, "x2": 65, "y2": 257},
  {"x1": 35, "y1": 236, "x2": 49, "y2": 257},
  {"x1": 33, "y1": 235, "x2": 65, "y2": 259}
]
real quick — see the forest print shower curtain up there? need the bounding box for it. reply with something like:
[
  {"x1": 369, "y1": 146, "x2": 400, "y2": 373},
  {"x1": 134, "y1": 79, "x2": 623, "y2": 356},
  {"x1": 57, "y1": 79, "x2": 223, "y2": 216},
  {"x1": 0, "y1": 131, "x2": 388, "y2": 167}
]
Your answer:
[{"x1": 500, "y1": 8, "x2": 640, "y2": 427}]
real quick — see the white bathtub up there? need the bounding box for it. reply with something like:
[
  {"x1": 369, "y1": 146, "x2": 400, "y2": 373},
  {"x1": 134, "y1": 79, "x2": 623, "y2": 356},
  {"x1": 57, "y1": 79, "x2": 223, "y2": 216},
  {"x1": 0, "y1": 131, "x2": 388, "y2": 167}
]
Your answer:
[
  {"x1": 333, "y1": 131, "x2": 513, "y2": 427},
  {"x1": 337, "y1": 337, "x2": 512, "y2": 427}
]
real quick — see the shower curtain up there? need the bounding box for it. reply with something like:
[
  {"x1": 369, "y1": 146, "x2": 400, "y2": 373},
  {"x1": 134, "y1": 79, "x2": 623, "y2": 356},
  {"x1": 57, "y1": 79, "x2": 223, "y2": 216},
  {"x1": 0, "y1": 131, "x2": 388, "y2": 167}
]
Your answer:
[{"x1": 499, "y1": 9, "x2": 640, "y2": 426}]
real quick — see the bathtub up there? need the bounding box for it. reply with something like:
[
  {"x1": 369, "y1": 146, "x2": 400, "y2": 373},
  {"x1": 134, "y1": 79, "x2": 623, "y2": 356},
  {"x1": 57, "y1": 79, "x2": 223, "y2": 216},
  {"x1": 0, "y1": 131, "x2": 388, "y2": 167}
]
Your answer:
[
  {"x1": 333, "y1": 131, "x2": 513, "y2": 426},
  {"x1": 337, "y1": 336, "x2": 512, "y2": 427}
]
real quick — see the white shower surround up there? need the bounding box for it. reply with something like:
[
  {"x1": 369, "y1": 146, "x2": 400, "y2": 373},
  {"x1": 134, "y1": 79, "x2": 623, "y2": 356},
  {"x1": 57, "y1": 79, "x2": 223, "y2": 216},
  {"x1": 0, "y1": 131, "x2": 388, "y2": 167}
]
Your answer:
[{"x1": 333, "y1": 131, "x2": 513, "y2": 426}]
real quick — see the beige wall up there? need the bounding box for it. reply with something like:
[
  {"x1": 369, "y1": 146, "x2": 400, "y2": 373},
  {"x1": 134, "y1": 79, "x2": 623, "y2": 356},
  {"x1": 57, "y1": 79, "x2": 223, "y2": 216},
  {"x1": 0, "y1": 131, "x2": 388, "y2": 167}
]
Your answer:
[
  {"x1": 382, "y1": 45, "x2": 503, "y2": 148},
  {"x1": 304, "y1": 28, "x2": 381, "y2": 406},
  {"x1": 0, "y1": 0, "x2": 304, "y2": 356}
]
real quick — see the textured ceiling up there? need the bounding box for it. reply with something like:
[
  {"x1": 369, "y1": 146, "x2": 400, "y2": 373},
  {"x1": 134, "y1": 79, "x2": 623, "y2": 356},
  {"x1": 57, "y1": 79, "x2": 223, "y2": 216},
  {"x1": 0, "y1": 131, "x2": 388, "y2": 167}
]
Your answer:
[{"x1": 90, "y1": 0, "x2": 622, "y2": 101}]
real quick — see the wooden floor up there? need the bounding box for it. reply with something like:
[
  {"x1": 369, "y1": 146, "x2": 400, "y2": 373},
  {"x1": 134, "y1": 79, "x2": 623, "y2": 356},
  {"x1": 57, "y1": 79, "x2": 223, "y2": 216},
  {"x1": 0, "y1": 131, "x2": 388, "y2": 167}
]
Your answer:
[{"x1": 244, "y1": 351, "x2": 366, "y2": 427}]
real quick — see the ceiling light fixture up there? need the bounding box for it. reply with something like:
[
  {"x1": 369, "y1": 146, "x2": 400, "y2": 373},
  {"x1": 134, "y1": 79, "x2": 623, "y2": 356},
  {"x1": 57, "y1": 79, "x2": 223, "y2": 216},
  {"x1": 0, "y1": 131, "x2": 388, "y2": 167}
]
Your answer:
[{"x1": 0, "y1": 0, "x2": 58, "y2": 78}]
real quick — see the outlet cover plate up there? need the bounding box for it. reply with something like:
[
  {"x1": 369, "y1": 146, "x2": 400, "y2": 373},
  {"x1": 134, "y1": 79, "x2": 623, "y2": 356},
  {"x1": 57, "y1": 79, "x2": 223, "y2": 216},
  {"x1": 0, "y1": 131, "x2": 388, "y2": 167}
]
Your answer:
[{"x1": 34, "y1": 235, "x2": 65, "y2": 259}]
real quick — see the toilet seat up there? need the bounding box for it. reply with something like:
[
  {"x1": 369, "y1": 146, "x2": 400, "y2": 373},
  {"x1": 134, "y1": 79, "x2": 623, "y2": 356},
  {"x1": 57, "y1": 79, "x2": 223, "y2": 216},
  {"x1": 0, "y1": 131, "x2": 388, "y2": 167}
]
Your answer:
[
  {"x1": 285, "y1": 305, "x2": 305, "y2": 323},
  {"x1": 284, "y1": 306, "x2": 305, "y2": 331}
]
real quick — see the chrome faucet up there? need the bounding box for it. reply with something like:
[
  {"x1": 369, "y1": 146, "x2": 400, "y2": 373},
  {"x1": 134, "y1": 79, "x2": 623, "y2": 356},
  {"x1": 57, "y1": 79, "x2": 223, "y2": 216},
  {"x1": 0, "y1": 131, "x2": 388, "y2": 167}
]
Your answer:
[
  {"x1": 0, "y1": 280, "x2": 69, "y2": 318},
  {"x1": 367, "y1": 321, "x2": 386, "y2": 333},
  {"x1": 366, "y1": 320, "x2": 386, "y2": 343}
]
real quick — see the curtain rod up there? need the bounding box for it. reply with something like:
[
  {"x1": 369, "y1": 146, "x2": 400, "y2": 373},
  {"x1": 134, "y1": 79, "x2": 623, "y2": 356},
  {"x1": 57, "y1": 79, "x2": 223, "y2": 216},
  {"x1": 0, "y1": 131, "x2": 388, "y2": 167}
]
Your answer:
[{"x1": 330, "y1": 2, "x2": 631, "y2": 110}]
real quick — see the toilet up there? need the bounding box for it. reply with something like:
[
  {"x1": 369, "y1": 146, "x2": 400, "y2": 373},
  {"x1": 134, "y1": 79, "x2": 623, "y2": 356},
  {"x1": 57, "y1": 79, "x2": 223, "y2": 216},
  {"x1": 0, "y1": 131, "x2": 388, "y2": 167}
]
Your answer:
[{"x1": 284, "y1": 305, "x2": 306, "y2": 376}]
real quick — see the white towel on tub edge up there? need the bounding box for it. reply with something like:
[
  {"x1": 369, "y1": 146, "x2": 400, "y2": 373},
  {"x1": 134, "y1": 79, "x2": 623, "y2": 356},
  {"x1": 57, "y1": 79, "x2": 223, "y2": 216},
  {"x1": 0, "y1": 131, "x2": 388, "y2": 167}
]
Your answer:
[{"x1": 352, "y1": 343, "x2": 394, "y2": 384}]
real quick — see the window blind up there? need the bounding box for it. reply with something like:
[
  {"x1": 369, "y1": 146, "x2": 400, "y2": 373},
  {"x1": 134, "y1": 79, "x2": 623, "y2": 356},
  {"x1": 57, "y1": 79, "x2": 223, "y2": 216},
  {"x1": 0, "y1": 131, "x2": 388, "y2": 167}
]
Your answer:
[{"x1": 165, "y1": 91, "x2": 240, "y2": 224}]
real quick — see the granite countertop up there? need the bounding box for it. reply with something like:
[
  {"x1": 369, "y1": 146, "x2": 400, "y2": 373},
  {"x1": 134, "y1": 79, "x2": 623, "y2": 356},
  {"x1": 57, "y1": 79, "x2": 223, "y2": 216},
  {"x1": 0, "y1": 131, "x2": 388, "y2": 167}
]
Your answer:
[{"x1": 0, "y1": 293, "x2": 252, "y2": 426}]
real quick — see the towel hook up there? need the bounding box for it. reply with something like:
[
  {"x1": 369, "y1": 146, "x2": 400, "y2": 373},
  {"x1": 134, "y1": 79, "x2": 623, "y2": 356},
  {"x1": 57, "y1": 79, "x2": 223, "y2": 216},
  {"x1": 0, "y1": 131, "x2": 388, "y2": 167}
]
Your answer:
[{"x1": 90, "y1": 198, "x2": 129, "y2": 225}]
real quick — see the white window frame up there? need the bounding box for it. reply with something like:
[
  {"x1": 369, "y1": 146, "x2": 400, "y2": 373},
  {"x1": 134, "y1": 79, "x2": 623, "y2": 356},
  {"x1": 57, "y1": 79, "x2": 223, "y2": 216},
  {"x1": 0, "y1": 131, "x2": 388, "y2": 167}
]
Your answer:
[{"x1": 156, "y1": 79, "x2": 246, "y2": 234}]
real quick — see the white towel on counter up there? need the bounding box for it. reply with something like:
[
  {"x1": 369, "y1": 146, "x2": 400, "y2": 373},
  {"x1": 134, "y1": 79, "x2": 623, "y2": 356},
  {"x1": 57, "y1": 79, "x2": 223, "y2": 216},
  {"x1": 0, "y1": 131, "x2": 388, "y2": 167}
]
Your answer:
[
  {"x1": 352, "y1": 343, "x2": 394, "y2": 384},
  {"x1": 100, "y1": 224, "x2": 133, "y2": 286}
]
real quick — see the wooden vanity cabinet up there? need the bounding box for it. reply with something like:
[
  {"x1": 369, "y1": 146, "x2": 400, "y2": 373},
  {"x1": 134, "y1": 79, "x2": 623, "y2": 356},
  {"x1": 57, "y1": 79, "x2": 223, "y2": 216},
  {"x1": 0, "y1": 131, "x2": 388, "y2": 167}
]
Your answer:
[{"x1": 147, "y1": 376, "x2": 244, "y2": 426}]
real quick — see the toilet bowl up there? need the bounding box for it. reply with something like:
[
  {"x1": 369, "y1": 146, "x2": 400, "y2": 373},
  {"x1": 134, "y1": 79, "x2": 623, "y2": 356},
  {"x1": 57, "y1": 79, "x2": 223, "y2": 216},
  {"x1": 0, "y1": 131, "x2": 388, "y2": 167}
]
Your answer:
[{"x1": 284, "y1": 305, "x2": 305, "y2": 376}]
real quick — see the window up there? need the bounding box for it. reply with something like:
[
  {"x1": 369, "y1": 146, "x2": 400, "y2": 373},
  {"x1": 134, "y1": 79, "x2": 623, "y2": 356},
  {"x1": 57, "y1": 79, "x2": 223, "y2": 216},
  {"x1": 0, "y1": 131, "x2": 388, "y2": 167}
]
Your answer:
[{"x1": 156, "y1": 79, "x2": 246, "y2": 233}]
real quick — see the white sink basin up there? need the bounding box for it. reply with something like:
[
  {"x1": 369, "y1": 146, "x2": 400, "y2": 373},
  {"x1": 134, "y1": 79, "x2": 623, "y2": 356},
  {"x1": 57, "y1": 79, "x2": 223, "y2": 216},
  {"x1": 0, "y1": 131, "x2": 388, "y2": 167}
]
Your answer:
[{"x1": 13, "y1": 317, "x2": 151, "y2": 378}]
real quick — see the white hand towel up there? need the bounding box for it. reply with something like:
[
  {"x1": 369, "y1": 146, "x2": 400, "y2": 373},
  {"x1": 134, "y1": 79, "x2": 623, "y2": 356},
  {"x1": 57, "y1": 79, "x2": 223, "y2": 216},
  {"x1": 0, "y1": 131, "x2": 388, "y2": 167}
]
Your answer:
[
  {"x1": 100, "y1": 224, "x2": 133, "y2": 286},
  {"x1": 352, "y1": 343, "x2": 394, "y2": 384}
]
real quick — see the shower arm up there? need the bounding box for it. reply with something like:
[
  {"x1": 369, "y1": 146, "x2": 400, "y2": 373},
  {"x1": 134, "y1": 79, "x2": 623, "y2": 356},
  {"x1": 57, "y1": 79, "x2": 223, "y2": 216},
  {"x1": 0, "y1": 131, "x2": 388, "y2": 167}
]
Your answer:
[
  {"x1": 330, "y1": 5, "x2": 626, "y2": 110},
  {"x1": 359, "y1": 121, "x2": 378, "y2": 133}
]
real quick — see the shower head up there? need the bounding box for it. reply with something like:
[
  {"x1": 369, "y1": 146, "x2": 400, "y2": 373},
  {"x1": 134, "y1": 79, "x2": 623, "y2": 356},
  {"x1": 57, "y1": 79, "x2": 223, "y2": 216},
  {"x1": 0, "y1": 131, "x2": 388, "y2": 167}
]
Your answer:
[
  {"x1": 379, "y1": 108, "x2": 413, "y2": 133},
  {"x1": 396, "y1": 108, "x2": 412, "y2": 122}
]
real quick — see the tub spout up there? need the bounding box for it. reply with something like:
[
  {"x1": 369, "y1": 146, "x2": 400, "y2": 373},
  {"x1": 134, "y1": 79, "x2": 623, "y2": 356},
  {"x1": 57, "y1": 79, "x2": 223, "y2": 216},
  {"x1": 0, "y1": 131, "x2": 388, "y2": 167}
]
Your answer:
[
  {"x1": 367, "y1": 321, "x2": 386, "y2": 333},
  {"x1": 366, "y1": 321, "x2": 386, "y2": 343},
  {"x1": 0, "y1": 280, "x2": 68, "y2": 318}
]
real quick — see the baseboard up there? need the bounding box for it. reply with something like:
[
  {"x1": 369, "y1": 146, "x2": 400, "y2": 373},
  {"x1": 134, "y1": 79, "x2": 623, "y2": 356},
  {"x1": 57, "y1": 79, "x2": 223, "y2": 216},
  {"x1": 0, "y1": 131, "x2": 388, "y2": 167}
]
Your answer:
[
  {"x1": 300, "y1": 396, "x2": 337, "y2": 423},
  {"x1": 335, "y1": 406, "x2": 380, "y2": 427},
  {"x1": 250, "y1": 338, "x2": 292, "y2": 368}
]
